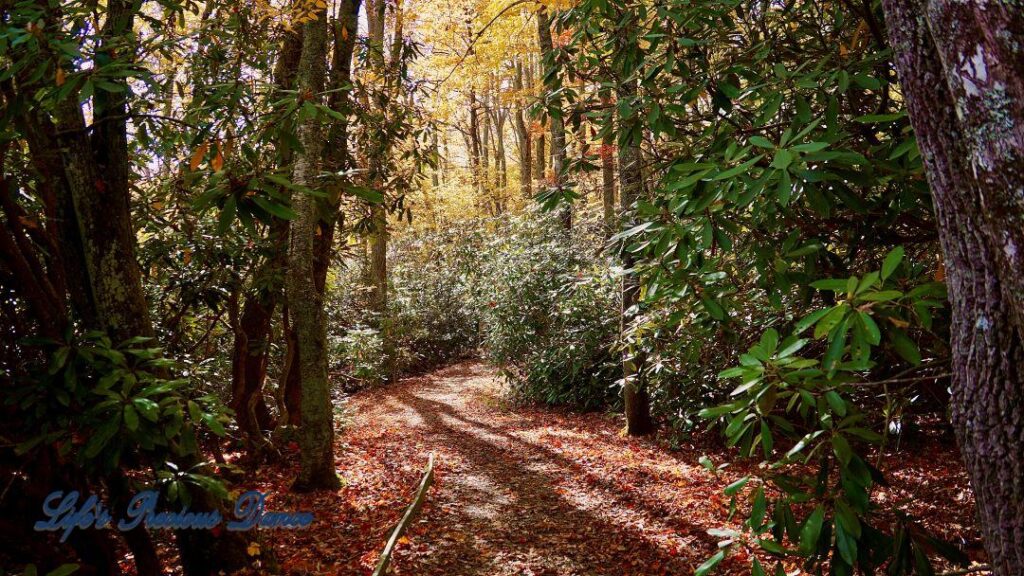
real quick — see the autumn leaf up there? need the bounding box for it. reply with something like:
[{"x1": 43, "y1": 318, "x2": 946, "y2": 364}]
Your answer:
[
  {"x1": 211, "y1": 144, "x2": 224, "y2": 171},
  {"x1": 55, "y1": 67, "x2": 66, "y2": 86},
  {"x1": 189, "y1": 143, "x2": 208, "y2": 171}
]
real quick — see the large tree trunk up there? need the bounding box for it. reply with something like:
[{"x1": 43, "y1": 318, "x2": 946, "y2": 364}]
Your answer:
[
  {"x1": 615, "y1": 15, "x2": 653, "y2": 437},
  {"x1": 536, "y1": 7, "x2": 570, "y2": 229},
  {"x1": 882, "y1": 1, "x2": 1024, "y2": 573},
  {"x1": 286, "y1": 9, "x2": 341, "y2": 493}
]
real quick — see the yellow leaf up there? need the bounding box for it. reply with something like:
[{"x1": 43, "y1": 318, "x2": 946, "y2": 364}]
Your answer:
[
  {"x1": 189, "y1": 143, "x2": 208, "y2": 171},
  {"x1": 246, "y1": 542, "x2": 260, "y2": 556}
]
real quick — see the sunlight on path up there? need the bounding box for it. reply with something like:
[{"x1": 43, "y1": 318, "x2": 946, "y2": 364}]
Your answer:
[{"x1": 347, "y1": 362, "x2": 737, "y2": 576}]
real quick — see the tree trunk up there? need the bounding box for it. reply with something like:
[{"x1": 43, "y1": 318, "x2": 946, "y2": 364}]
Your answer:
[
  {"x1": 536, "y1": 7, "x2": 570, "y2": 229},
  {"x1": 231, "y1": 27, "x2": 305, "y2": 449},
  {"x1": 482, "y1": 89, "x2": 492, "y2": 196},
  {"x1": 600, "y1": 93, "x2": 616, "y2": 234},
  {"x1": 514, "y1": 60, "x2": 533, "y2": 199},
  {"x1": 469, "y1": 89, "x2": 484, "y2": 198},
  {"x1": 882, "y1": 1, "x2": 1024, "y2": 573},
  {"x1": 286, "y1": 9, "x2": 341, "y2": 493},
  {"x1": 615, "y1": 17, "x2": 653, "y2": 437},
  {"x1": 365, "y1": 0, "x2": 394, "y2": 378}
]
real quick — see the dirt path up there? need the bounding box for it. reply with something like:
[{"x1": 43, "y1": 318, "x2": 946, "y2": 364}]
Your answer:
[{"x1": 258, "y1": 362, "x2": 981, "y2": 575}]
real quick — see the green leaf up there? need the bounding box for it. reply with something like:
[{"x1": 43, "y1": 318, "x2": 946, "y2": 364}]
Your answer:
[
  {"x1": 695, "y1": 550, "x2": 725, "y2": 576},
  {"x1": 832, "y1": 434, "x2": 853, "y2": 466},
  {"x1": 772, "y1": 149, "x2": 794, "y2": 170},
  {"x1": 46, "y1": 565, "x2": 80, "y2": 576},
  {"x1": 858, "y1": 312, "x2": 881, "y2": 345},
  {"x1": 882, "y1": 246, "x2": 905, "y2": 279},
  {"x1": 858, "y1": 290, "x2": 903, "y2": 302},
  {"x1": 750, "y1": 487, "x2": 767, "y2": 528},
  {"x1": 810, "y1": 279, "x2": 848, "y2": 291},
  {"x1": 217, "y1": 195, "x2": 237, "y2": 233},
  {"x1": 251, "y1": 196, "x2": 297, "y2": 220},
  {"x1": 814, "y1": 305, "x2": 848, "y2": 339},
  {"x1": 825, "y1": 391, "x2": 848, "y2": 417},
  {"x1": 123, "y1": 405, "x2": 139, "y2": 432},
  {"x1": 798, "y1": 506, "x2": 825, "y2": 555},
  {"x1": 724, "y1": 476, "x2": 750, "y2": 496},
  {"x1": 749, "y1": 135, "x2": 774, "y2": 149},
  {"x1": 794, "y1": 309, "x2": 829, "y2": 334},
  {"x1": 702, "y1": 297, "x2": 727, "y2": 321},
  {"x1": 891, "y1": 330, "x2": 922, "y2": 365}
]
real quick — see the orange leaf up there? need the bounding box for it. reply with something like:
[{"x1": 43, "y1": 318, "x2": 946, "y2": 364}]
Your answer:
[
  {"x1": 189, "y1": 143, "x2": 208, "y2": 171},
  {"x1": 55, "y1": 68, "x2": 66, "y2": 87},
  {"x1": 211, "y1": 146, "x2": 224, "y2": 172}
]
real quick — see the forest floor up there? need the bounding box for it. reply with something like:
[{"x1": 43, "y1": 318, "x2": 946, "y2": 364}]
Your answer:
[{"x1": 237, "y1": 362, "x2": 984, "y2": 576}]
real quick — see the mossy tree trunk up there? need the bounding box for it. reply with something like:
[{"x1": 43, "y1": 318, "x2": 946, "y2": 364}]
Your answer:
[
  {"x1": 286, "y1": 8, "x2": 341, "y2": 493},
  {"x1": 882, "y1": 1, "x2": 1024, "y2": 572}
]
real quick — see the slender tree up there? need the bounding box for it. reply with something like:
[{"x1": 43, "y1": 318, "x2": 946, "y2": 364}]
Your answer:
[
  {"x1": 287, "y1": 7, "x2": 341, "y2": 492},
  {"x1": 600, "y1": 92, "x2": 616, "y2": 233},
  {"x1": 536, "y1": 6, "x2": 569, "y2": 229},
  {"x1": 614, "y1": 7, "x2": 652, "y2": 437},
  {"x1": 514, "y1": 59, "x2": 533, "y2": 199},
  {"x1": 882, "y1": 1, "x2": 1024, "y2": 573}
]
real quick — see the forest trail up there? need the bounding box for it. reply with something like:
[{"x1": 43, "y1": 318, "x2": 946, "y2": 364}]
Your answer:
[
  {"x1": 343, "y1": 362, "x2": 722, "y2": 575},
  {"x1": 260, "y1": 362, "x2": 977, "y2": 576}
]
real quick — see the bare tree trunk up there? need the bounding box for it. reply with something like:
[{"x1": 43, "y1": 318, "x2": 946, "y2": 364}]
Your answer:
[
  {"x1": 882, "y1": 1, "x2": 1024, "y2": 573},
  {"x1": 286, "y1": 9, "x2": 341, "y2": 493}
]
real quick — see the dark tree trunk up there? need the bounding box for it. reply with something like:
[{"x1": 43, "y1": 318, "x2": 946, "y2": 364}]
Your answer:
[{"x1": 882, "y1": 1, "x2": 1024, "y2": 573}]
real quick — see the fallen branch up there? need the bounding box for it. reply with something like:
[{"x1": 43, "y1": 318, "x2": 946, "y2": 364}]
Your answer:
[{"x1": 371, "y1": 453, "x2": 436, "y2": 576}]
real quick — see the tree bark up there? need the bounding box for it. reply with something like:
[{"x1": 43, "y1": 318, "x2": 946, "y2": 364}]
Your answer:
[
  {"x1": 286, "y1": 9, "x2": 341, "y2": 492},
  {"x1": 882, "y1": 0, "x2": 1024, "y2": 572}
]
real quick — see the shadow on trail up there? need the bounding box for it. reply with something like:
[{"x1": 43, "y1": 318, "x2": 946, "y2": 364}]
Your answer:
[{"x1": 388, "y1": 369, "x2": 708, "y2": 576}]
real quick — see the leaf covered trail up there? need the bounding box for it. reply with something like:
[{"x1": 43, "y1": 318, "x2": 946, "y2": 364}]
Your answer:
[{"x1": 255, "y1": 362, "x2": 981, "y2": 575}]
